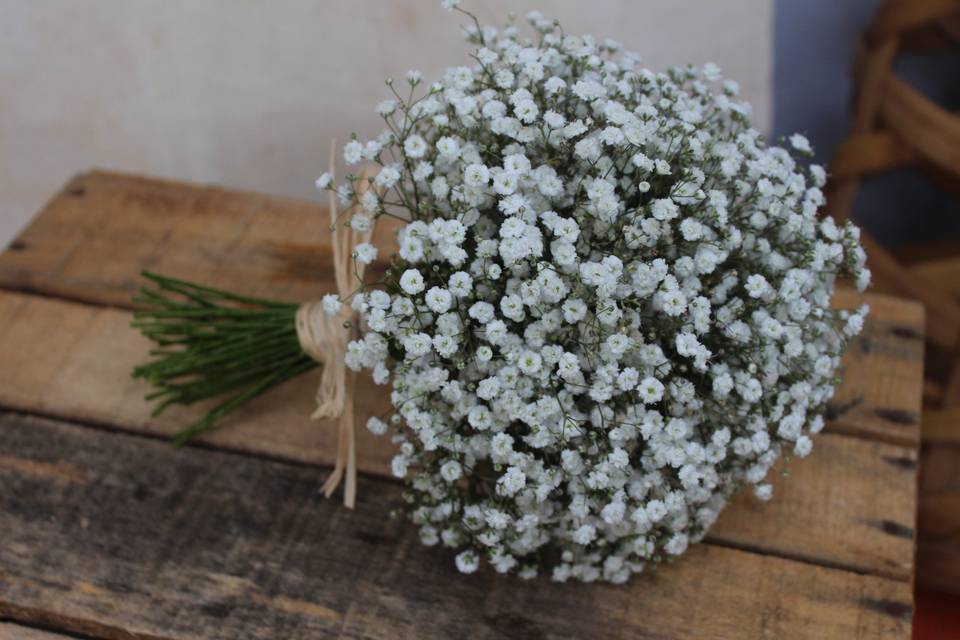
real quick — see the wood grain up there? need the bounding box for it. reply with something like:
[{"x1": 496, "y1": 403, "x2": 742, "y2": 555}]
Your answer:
[
  {"x1": 0, "y1": 413, "x2": 914, "y2": 640},
  {"x1": 710, "y1": 432, "x2": 917, "y2": 581},
  {"x1": 0, "y1": 172, "x2": 926, "y2": 448},
  {"x1": 0, "y1": 288, "x2": 923, "y2": 463},
  {"x1": 0, "y1": 171, "x2": 396, "y2": 307},
  {"x1": 0, "y1": 289, "x2": 920, "y2": 581},
  {"x1": 828, "y1": 289, "x2": 925, "y2": 447},
  {"x1": 0, "y1": 170, "x2": 924, "y2": 638}
]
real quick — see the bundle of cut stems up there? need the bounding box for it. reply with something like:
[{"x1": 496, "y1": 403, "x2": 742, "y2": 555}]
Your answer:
[{"x1": 131, "y1": 271, "x2": 316, "y2": 444}]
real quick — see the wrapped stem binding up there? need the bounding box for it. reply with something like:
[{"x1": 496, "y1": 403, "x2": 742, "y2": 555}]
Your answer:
[{"x1": 133, "y1": 163, "x2": 378, "y2": 507}]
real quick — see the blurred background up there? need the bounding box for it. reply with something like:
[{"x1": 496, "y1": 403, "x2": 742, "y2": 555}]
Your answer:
[
  {"x1": 4, "y1": 1, "x2": 957, "y2": 248},
  {"x1": 2, "y1": 1, "x2": 959, "y2": 636},
  {"x1": 0, "y1": 0, "x2": 773, "y2": 248}
]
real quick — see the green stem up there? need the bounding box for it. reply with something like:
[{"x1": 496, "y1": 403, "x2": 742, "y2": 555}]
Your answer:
[
  {"x1": 131, "y1": 271, "x2": 320, "y2": 445},
  {"x1": 172, "y1": 358, "x2": 316, "y2": 445}
]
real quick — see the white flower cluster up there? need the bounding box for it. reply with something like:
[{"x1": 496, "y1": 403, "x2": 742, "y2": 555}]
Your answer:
[{"x1": 319, "y1": 7, "x2": 870, "y2": 583}]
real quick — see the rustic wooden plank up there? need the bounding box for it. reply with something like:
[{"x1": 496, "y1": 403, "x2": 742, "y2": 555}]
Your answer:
[
  {"x1": 0, "y1": 170, "x2": 396, "y2": 307},
  {"x1": 0, "y1": 413, "x2": 913, "y2": 640},
  {"x1": 917, "y1": 442, "x2": 960, "y2": 594},
  {"x1": 0, "y1": 287, "x2": 923, "y2": 453},
  {"x1": 0, "y1": 290, "x2": 394, "y2": 473},
  {"x1": 709, "y1": 432, "x2": 917, "y2": 580},
  {"x1": 0, "y1": 171, "x2": 925, "y2": 445},
  {"x1": 828, "y1": 289, "x2": 925, "y2": 447},
  {"x1": 0, "y1": 289, "x2": 920, "y2": 580}
]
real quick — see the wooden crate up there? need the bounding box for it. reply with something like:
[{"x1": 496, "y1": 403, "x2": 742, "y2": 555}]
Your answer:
[{"x1": 0, "y1": 171, "x2": 925, "y2": 639}]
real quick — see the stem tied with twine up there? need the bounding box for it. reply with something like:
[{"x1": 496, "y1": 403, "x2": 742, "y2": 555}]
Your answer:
[{"x1": 132, "y1": 144, "x2": 376, "y2": 508}]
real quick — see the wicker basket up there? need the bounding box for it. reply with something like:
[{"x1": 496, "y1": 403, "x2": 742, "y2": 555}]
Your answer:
[{"x1": 826, "y1": 0, "x2": 960, "y2": 406}]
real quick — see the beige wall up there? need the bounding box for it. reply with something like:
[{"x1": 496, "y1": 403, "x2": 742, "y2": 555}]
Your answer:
[{"x1": 0, "y1": 0, "x2": 773, "y2": 248}]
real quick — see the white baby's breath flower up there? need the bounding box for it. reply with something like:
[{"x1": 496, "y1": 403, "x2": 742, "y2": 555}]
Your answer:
[
  {"x1": 366, "y1": 416, "x2": 388, "y2": 435},
  {"x1": 463, "y1": 163, "x2": 490, "y2": 187},
  {"x1": 404, "y1": 134, "x2": 428, "y2": 159},
  {"x1": 440, "y1": 459, "x2": 463, "y2": 482},
  {"x1": 375, "y1": 100, "x2": 397, "y2": 116},
  {"x1": 320, "y1": 5, "x2": 869, "y2": 584},
  {"x1": 425, "y1": 287, "x2": 453, "y2": 313},
  {"x1": 321, "y1": 294, "x2": 342, "y2": 315},
  {"x1": 399, "y1": 269, "x2": 425, "y2": 295},
  {"x1": 790, "y1": 133, "x2": 813, "y2": 154},
  {"x1": 754, "y1": 483, "x2": 774, "y2": 501},
  {"x1": 455, "y1": 550, "x2": 478, "y2": 573},
  {"x1": 343, "y1": 140, "x2": 363, "y2": 165},
  {"x1": 314, "y1": 172, "x2": 332, "y2": 190},
  {"x1": 353, "y1": 242, "x2": 378, "y2": 265}
]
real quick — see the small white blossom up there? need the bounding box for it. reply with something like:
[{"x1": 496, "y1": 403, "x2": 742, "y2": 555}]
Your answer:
[
  {"x1": 353, "y1": 242, "x2": 378, "y2": 265},
  {"x1": 425, "y1": 287, "x2": 453, "y2": 313},
  {"x1": 366, "y1": 417, "x2": 388, "y2": 435},
  {"x1": 441, "y1": 460, "x2": 463, "y2": 482},
  {"x1": 404, "y1": 134, "x2": 428, "y2": 159},
  {"x1": 323, "y1": 7, "x2": 869, "y2": 584},
  {"x1": 790, "y1": 133, "x2": 813, "y2": 154},
  {"x1": 314, "y1": 172, "x2": 332, "y2": 190},
  {"x1": 399, "y1": 269, "x2": 425, "y2": 295},
  {"x1": 343, "y1": 140, "x2": 363, "y2": 165},
  {"x1": 455, "y1": 550, "x2": 479, "y2": 573},
  {"x1": 321, "y1": 294, "x2": 342, "y2": 316},
  {"x1": 497, "y1": 466, "x2": 526, "y2": 496},
  {"x1": 464, "y1": 163, "x2": 490, "y2": 187}
]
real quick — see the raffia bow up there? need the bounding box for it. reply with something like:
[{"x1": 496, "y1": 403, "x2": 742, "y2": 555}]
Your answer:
[{"x1": 293, "y1": 146, "x2": 378, "y2": 509}]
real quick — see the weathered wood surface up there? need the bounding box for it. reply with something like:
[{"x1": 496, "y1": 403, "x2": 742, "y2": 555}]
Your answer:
[
  {"x1": 0, "y1": 171, "x2": 397, "y2": 307},
  {"x1": 0, "y1": 290, "x2": 395, "y2": 473},
  {"x1": 0, "y1": 286, "x2": 921, "y2": 580},
  {"x1": 828, "y1": 289, "x2": 924, "y2": 447},
  {"x1": 0, "y1": 413, "x2": 914, "y2": 640},
  {"x1": 0, "y1": 289, "x2": 919, "y2": 456},
  {"x1": 917, "y1": 408, "x2": 960, "y2": 592},
  {"x1": 0, "y1": 172, "x2": 926, "y2": 450},
  {"x1": 708, "y1": 432, "x2": 916, "y2": 580},
  {"x1": 0, "y1": 171, "x2": 924, "y2": 638}
]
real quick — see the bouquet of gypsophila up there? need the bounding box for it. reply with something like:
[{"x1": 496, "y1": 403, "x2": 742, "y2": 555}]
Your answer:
[{"x1": 133, "y1": 2, "x2": 870, "y2": 584}]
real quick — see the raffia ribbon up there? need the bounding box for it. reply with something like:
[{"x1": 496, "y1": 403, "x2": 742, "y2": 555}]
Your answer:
[{"x1": 294, "y1": 145, "x2": 377, "y2": 509}]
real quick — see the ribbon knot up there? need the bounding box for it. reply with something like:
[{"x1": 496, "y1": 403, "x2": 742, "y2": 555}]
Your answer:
[{"x1": 293, "y1": 146, "x2": 377, "y2": 509}]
